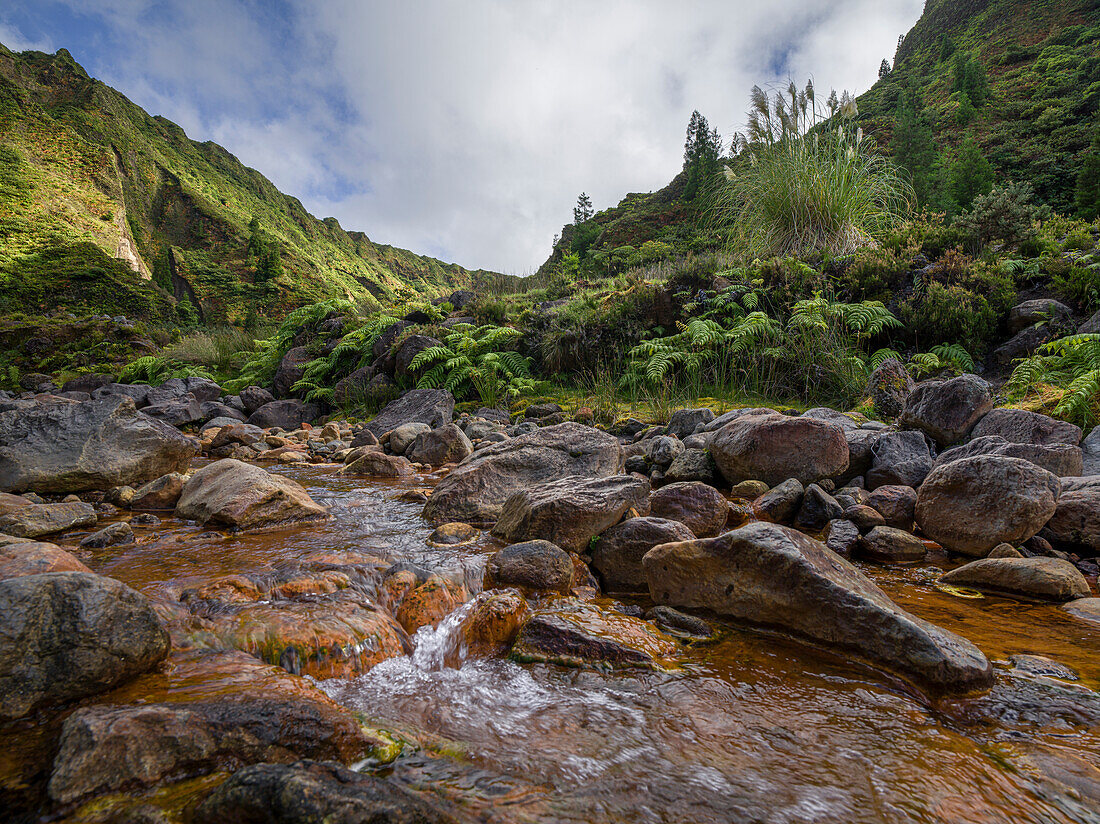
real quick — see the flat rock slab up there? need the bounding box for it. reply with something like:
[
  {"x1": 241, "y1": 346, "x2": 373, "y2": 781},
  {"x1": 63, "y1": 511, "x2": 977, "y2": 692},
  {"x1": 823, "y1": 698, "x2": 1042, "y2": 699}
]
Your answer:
[
  {"x1": 0, "y1": 541, "x2": 91, "y2": 580},
  {"x1": 642, "y1": 522, "x2": 993, "y2": 695},
  {"x1": 941, "y1": 557, "x2": 1092, "y2": 602},
  {"x1": 0, "y1": 501, "x2": 96, "y2": 538},
  {"x1": 1063, "y1": 597, "x2": 1100, "y2": 626},
  {"x1": 175, "y1": 459, "x2": 328, "y2": 531}
]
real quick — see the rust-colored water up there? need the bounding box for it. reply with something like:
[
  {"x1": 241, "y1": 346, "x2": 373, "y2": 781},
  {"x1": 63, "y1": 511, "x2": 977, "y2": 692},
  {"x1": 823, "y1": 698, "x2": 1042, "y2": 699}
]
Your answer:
[{"x1": 73, "y1": 464, "x2": 1100, "y2": 824}]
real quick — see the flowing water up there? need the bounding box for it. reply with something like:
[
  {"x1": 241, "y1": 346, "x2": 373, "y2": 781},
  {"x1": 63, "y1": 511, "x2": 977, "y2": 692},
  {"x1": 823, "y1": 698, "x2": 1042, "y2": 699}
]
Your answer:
[{"x1": 78, "y1": 463, "x2": 1100, "y2": 824}]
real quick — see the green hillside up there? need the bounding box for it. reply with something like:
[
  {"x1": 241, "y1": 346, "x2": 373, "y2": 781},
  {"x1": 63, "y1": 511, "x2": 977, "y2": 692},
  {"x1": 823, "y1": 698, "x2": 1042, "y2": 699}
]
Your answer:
[{"x1": 0, "y1": 43, "x2": 490, "y2": 325}]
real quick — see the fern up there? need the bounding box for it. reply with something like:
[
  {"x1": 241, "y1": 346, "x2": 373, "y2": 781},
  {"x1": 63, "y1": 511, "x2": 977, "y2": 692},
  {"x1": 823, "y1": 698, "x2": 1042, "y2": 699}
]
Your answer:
[{"x1": 410, "y1": 324, "x2": 531, "y2": 407}]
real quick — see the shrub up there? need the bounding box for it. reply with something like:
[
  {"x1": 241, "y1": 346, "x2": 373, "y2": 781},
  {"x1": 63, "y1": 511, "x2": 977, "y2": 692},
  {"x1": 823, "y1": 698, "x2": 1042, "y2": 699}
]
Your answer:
[
  {"x1": 1062, "y1": 229, "x2": 1096, "y2": 253},
  {"x1": 839, "y1": 247, "x2": 907, "y2": 301},
  {"x1": 412, "y1": 324, "x2": 536, "y2": 407},
  {"x1": 1052, "y1": 264, "x2": 1100, "y2": 313},
  {"x1": 953, "y1": 182, "x2": 1043, "y2": 251},
  {"x1": 899, "y1": 282, "x2": 999, "y2": 352}
]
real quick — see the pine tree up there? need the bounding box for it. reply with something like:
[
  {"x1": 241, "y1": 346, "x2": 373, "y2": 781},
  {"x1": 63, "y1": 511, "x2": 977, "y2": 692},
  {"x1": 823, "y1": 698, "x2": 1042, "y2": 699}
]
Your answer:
[
  {"x1": 682, "y1": 110, "x2": 722, "y2": 201},
  {"x1": 256, "y1": 242, "x2": 282, "y2": 282},
  {"x1": 953, "y1": 52, "x2": 989, "y2": 109},
  {"x1": 573, "y1": 192, "x2": 593, "y2": 224},
  {"x1": 892, "y1": 86, "x2": 938, "y2": 205},
  {"x1": 1076, "y1": 129, "x2": 1100, "y2": 221},
  {"x1": 879, "y1": 59, "x2": 892, "y2": 79},
  {"x1": 950, "y1": 137, "x2": 995, "y2": 211},
  {"x1": 247, "y1": 215, "x2": 264, "y2": 257}
]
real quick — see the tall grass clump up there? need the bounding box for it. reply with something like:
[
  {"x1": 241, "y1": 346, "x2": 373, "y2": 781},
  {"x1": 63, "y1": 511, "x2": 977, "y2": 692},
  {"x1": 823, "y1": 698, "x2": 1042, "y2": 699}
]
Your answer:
[{"x1": 721, "y1": 80, "x2": 913, "y2": 258}]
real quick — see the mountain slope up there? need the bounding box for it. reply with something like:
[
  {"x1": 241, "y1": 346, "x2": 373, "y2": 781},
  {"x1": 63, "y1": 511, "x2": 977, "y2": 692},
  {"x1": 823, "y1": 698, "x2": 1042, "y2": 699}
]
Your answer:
[{"x1": 0, "y1": 44, "x2": 491, "y2": 323}]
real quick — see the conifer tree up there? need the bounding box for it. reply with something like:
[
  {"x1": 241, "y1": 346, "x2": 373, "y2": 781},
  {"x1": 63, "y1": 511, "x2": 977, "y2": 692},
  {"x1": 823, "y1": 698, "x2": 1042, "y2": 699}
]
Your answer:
[
  {"x1": 573, "y1": 192, "x2": 593, "y2": 224},
  {"x1": 892, "y1": 86, "x2": 938, "y2": 206},
  {"x1": 879, "y1": 59, "x2": 891, "y2": 79},
  {"x1": 1076, "y1": 129, "x2": 1100, "y2": 221},
  {"x1": 950, "y1": 137, "x2": 994, "y2": 211},
  {"x1": 682, "y1": 110, "x2": 722, "y2": 201}
]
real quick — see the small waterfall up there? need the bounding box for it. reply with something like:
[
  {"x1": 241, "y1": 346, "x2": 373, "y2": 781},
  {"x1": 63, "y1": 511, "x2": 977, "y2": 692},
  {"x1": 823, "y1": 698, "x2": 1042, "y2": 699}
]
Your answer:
[{"x1": 407, "y1": 590, "x2": 491, "y2": 671}]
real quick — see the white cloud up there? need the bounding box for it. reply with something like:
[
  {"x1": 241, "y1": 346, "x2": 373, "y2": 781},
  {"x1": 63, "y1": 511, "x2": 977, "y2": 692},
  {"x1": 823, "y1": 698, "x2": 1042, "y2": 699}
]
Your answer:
[
  {"x1": 7, "y1": 0, "x2": 924, "y2": 272},
  {"x1": 0, "y1": 21, "x2": 52, "y2": 52}
]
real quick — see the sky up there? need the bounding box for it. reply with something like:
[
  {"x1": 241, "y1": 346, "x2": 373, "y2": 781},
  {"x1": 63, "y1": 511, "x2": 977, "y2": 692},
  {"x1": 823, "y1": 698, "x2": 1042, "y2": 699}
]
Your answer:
[{"x1": 1, "y1": 0, "x2": 924, "y2": 274}]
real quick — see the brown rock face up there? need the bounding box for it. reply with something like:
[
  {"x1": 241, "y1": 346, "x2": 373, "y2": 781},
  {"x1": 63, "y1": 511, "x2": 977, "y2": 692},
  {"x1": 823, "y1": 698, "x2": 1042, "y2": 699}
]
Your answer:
[
  {"x1": 591, "y1": 517, "x2": 696, "y2": 592},
  {"x1": 175, "y1": 459, "x2": 328, "y2": 531},
  {"x1": 423, "y1": 422, "x2": 623, "y2": 524},
  {"x1": 709, "y1": 411, "x2": 849, "y2": 487},
  {"x1": 915, "y1": 456, "x2": 1060, "y2": 557},
  {"x1": 0, "y1": 541, "x2": 91, "y2": 580},
  {"x1": 491, "y1": 475, "x2": 650, "y2": 553},
  {"x1": 461, "y1": 589, "x2": 529, "y2": 660},
  {"x1": 940, "y1": 557, "x2": 1092, "y2": 602},
  {"x1": 649, "y1": 481, "x2": 727, "y2": 538},
  {"x1": 393, "y1": 574, "x2": 467, "y2": 634},
  {"x1": 642, "y1": 522, "x2": 993, "y2": 695},
  {"x1": 130, "y1": 472, "x2": 188, "y2": 510},
  {"x1": 1044, "y1": 487, "x2": 1100, "y2": 551}
]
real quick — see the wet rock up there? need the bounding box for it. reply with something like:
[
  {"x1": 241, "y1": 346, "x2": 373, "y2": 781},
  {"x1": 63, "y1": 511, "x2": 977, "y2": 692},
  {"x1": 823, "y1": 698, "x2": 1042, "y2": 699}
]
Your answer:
[
  {"x1": 843, "y1": 504, "x2": 885, "y2": 533},
  {"x1": 131, "y1": 512, "x2": 160, "y2": 527},
  {"x1": 1009, "y1": 654, "x2": 1078, "y2": 681},
  {"x1": 130, "y1": 472, "x2": 187, "y2": 510},
  {"x1": 731, "y1": 479, "x2": 769, "y2": 499},
  {"x1": 393, "y1": 575, "x2": 466, "y2": 635},
  {"x1": 0, "y1": 572, "x2": 170, "y2": 719},
  {"x1": 247, "y1": 399, "x2": 320, "y2": 430},
  {"x1": 988, "y1": 543, "x2": 1024, "y2": 559},
  {"x1": 0, "y1": 501, "x2": 96, "y2": 538},
  {"x1": 405, "y1": 424, "x2": 473, "y2": 466},
  {"x1": 0, "y1": 541, "x2": 91, "y2": 579},
  {"x1": 195, "y1": 760, "x2": 458, "y2": 824},
  {"x1": 940, "y1": 557, "x2": 1091, "y2": 602},
  {"x1": 0, "y1": 396, "x2": 197, "y2": 494},
  {"x1": 238, "y1": 385, "x2": 275, "y2": 414},
  {"x1": 899, "y1": 374, "x2": 993, "y2": 447},
  {"x1": 1008, "y1": 298, "x2": 1073, "y2": 334},
  {"x1": 663, "y1": 448, "x2": 721, "y2": 485},
  {"x1": 462, "y1": 589, "x2": 529, "y2": 659},
  {"x1": 427, "y1": 522, "x2": 479, "y2": 545},
  {"x1": 866, "y1": 485, "x2": 917, "y2": 530},
  {"x1": 916, "y1": 456, "x2": 1060, "y2": 557},
  {"x1": 857, "y1": 526, "x2": 928, "y2": 564},
  {"x1": 645, "y1": 605, "x2": 716, "y2": 640},
  {"x1": 793, "y1": 483, "x2": 843, "y2": 532},
  {"x1": 364, "y1": 389, "x2": 455, "y2": 438},
  {"x1": 866, "y1": 431, "x2": 933, "y2": 489},
  {"x1": 79, "y1": 521, "x2": 134, "y2": 548},
  {"x1": 752, "y1": 479, "x2": 804, "y2": 524},
  {"x1": 824, "y1": 519, "x2": 861, "y2": 557},
  {"x1": 643, "y1": 522, "x2": 994, "y2": 695},
  {"x1": 487, "y1": 540, "x2": 574, "y2": 593},
  {"x1": 934, "y1": 435, "x2": 1083, "y2": 478},
  {"x1": 425, "y1": 423, "x2": 623, "y2": 524},
  {"x1": 647, "y1": 435, "x2": 684, "y2": 467},
  {"x1": 971, "y1": 408, "x2": 1082, "y2": 447},
  {"x1": 665, "y1": 407, "x2": 715, "y2": 439},
  {"x1": 1063, "y1": 597, "x2": 1100, "y2": 625},
  {"x1": 511, "y1": 600, "x2": 678, "y2": 669},
  {"x1": 389, "y1": 422, "x2": 432, "y2": 455},
  {"x1": 1043, "y1": 487, "x2": 1100, "y2": 551},
  {"x1": 650, "y1": 481, "x2": 727, "y2": 538},
  {"x1": 492, "y1": 475, "x2": 649, "y2": 553},
  {"x1": 710, "y1": 411, "x2": 849, "y2": 486},
  {"x1": 175, "y1": 459, "x2": 328, "y2": 530},
  {"x1": 865, "y1": 359, "x2": 916, "y2": 419},
  {"x1": 591, "y1": 517, "x2": 695, "y2": 592},
  {"x1": 343, "y1": 450, "x2": 416, "y2": 478}
]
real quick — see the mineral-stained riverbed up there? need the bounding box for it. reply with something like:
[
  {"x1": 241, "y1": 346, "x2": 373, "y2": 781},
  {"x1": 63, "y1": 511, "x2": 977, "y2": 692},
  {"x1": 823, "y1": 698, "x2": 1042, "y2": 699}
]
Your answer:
[{"x1": 58, "y1": 463, "x2": 1100, "y2": 823}]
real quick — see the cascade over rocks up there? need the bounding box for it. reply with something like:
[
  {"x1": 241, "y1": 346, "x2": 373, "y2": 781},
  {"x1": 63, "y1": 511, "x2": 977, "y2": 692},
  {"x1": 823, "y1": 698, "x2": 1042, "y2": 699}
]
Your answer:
[
  {"x1": 934, "y1": 435, "x2": 1083, "y2": 478},
  {"x1": 0, "y1": 571, "x2": 170, "y2": 720},
  {"x1": 709, "y1": 411, "x2": 849, "y2": 487},
  {"x1": 364, "y1": 389, "x2": 455, "y2": 437},
  {"x1": 491, "y1": 474, "x2": 650, "y2": 553},
  {"x1": 642, "y1": 522, "x2": 994, "y2": 695},
  {"x1": 916, "y1": 456, "x2": 1061, "y2": 557},
  {"x1": 591, "y1": 516, "x2": 695, "y2": 592},
  {"x1": 175, "y1": 459, "x2": 328, "y2": 530},
  {"x1": 941, "y1": 557, "x2": 1092, "y2": 602},
  {"x1": 424, "y1": 422, "x2": 622, "y2": 524},
  {"x1": 0, "y1": 396, "x2": 197, "y2": 494},
  {"x1": 899, "y1": 374, "x2": 993, "y2": 447}
]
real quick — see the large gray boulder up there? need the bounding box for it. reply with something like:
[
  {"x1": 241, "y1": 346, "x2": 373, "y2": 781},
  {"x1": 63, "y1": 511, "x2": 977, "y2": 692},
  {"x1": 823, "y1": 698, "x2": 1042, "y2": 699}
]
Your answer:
[
  {"x1": 864, "y1": 358, "x2": 915, "y2": 419},
  {"x1": 591, "y1": 517, "x2": 695, "y2": 592},
  {"x1": 423, "y1": 422, "x2": 622, "y2": 524},
  {"x1": 915, "y1": 455, "x2": 1061, "y2": 557},
  {"x1": 238, "y1": 385, "x2": 276, "y2": 414},
  {"x1": 900, "y1": 374, "x2": 993, "y2": 447},
  {"x1": 1083, "y1": 427, "x2": 1100, "y2": 475},
  {"x1": 866, "y1": 430, "x2": 933, "y2": 489},
  {"x1": 491, "y1": 475, "x2": 650, "y2": 553},
  {"x1": 0, "y1": 572, "x2": 170, "y2": 719},
  {"x1": 273, "y1": 346, "x2": 311, "y2": 397},
  {"x1": 394, "y1": 335, "x2": 442, "y2": 381},
  {"x1": 970, "y1": 408, "x2": 1081, "y2": 446},
  {"x1": 246, "y1": 399, "x2": 320, "y2": 430},
  {"x1": 0, "y1": 396, "x2": 197, "y2": 494},
  {"x1": 175, "y1": 459, "x2": 328, "y2": 530},
  {"x1": 665, "y1": 407, "x2": 715, "y2": 439},
  {"x1": 1044, "y1": 486, "x2": 1100, "y2": 551},
  {"x1": 0, "y1": 501, "x2": 96, "y2": 538},
  {"x1": 364, "y1": 388, "x2": 455, "y2": 437},
  {"x1": 934, "y1": 435, "x2": 1083, "y2": 478},
  {"x1": 709, "y1": 410, "x2": 849, "y2": 486},
  {"x1": 1008, "y1": 298, "x2": 1073, "y2": 334},
  {"x1": 643, "y1": 523, "x2": 993, "y2": 695},
  {"x1": 404, "y1": 424, "x2": 473, "y2": 466}
]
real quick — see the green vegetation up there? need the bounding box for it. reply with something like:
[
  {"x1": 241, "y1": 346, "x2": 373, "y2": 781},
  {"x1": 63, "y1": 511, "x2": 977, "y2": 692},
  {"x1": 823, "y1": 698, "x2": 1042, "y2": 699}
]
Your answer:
[
  {"x1": 411, "y1": 324, "x2": 537, "y2": 407},
  {"x1": 1008, "y1": 333, "x2": 1100, "y2": 425}
]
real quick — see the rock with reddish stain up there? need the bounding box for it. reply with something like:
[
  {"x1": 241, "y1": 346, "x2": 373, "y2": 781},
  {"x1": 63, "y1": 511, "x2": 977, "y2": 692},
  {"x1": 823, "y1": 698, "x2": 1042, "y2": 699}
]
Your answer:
[
  {"x1": 460, "y1": 589, "x2": 529, "y2": 661},
  {"x1": 0, "y1": 541, "x2": 91, "y2": 580}
]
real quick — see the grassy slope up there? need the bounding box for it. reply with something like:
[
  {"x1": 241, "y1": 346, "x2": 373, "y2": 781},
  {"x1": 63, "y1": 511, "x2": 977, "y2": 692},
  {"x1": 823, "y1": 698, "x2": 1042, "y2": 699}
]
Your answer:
[{"x1": 0, "y1": 44, "x2": 491, "y2": 323}]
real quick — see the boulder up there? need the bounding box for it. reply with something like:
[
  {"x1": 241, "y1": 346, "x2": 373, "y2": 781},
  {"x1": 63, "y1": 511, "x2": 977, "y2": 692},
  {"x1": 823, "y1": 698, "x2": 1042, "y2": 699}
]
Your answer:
[
  {"x1": 0, "y1": 542, "x2": 91, "y2": 580},
  {"x1": 915, "y1": 456, "x2": 1060, "y2": 557},
  {"x1": 79, "y1": 521, "x2": 134, "y2": 548},
  {"x1": 183, "y1": 376, "x2": 224, "y2": 403},
  {"x1": 753, "y1": 478, "x2": 804, "y2": 523},
  {"x1": 247, "y1": 399, "x2": 320, "y2": 430},
  {"x1": 61, "y1": 373, "x2": 115, "y2": 395},
  {"x1": 971, "y1": 408, "x2": 1082, "y2": 446},
  {"x1": 934, "y1": 435, "x2": 1083, "y2": 478},
  {"x1": 665, "y1": 407, "x2": 715, "y2": 439},
  {"x1": 364, "y1": 389, "x2": 455, "y2": 438},
  {"x1": 0, "y1": 572, "x2": 170, "y2": 720},
  {"x1": 824, "y1": 519, "x2": 861, "y2": 557},
  {"x1": 710, "y1": 411, "x2": 849, "y2": 486},
  {"x1": 491, "y1": 475, "x2": 650, "y2": 553},
  {"x1": 1008, "y1": 298, "x2": 1073, "y2": 334},
  {"x1": 866, "y1": 485, "x2": 918, "y2": 530},
  {"x1": 866, "y1": 431, "x2": 933, "y2": 489},
  {"x1": 1044, "y1": 487, "x2": 1100, "y2": 551},
  {"x1": 427, "y1": 522, "x2": 479, "y2": 545},
  {"x1": 142, "y1": 393, "x2": 205, "y2": 427},
  {"x1": 394, "y1": 335, "x2": 442, "y2": 381},
  {"x1": 238, "y1": 385, "x2": 275, "y2": 414},
  {"x1": 130, "y1": 472, "x2": 187, "y2": 510},
  {"x1": 486, "y1": 540, "x2": 574, "y2": 593},
  {"x1": 0, "y1": 501, "x2": 96, "y2": 538},
  {"x1": 864, "y1": 359, "x2": 915, "y2": 419},
  {"x1": 940, "y1": 557, "x2": 1091, "y2": 602},
  {"x1": 663, "y1": 448, "x2": 721, "y2": 485},
  {"x1": 372, "y1": 319, "x2": 412, "y2": 359},
  {"x1": 405, "y1": 424, "x2": 473, "y2": 466},
  {"x1": 591, "y1": 517, "x2": 695, "y2": 592},
  {"x1": 647, "y1": 435, "x2": 684, "y2": 467},
  {"x1": 801, "y1": 407, "x2": 862, "y2": 430},
  {"x1": 175, "y1": 459, "x2": 328, "y2": 530},
  {"x1": 843, "y1": 428, "x2": 879, "y2": 480},
  {"x1": 200, "y1": 400, "x2": 247, "y2": 424},
  {"x1": 1082, "y1": 427, "x2": 1100, "y2": 475},
  {"x1": 857, "y1": 525, "x2": 928, "y2": 563},
  {"x1": 273, "y1": 346, "x2": 311, "y2": 397},
  {"x1": 843, "y1": 504, "x2": 885, "y2": 533},
  {"x1": 388, "y1": 422, "x2": 432, "y2": 455},
  {"x1": 1064, "y1": 598, "x2": 1100, "y2": 625},
  {"x1": 91, "y1": 383, "x2": 153, "y2": 407},
  {"x1": 424, "y1": 422, "x2": 623, "y2": 524},
  {"x1": 642, "y1": 523, "x2": 993, "y2": 694},
  {"x1": 992, "y1": 325, "x2": 1055, "y2": 367},
  {"x1": 343, "y1": 451, "x2": 416, "y2": 478},
  {"x1": 793, "y1": 483, "x2": 844, "y2": 532},
  {"x1": 331, "y1": 366, "x2": 376, "y2": 408},
  {"x1": 0, "y1": 396, "x2": 197, "y2": 494},
  {"x1": 649, "y1": 481, "x2": 727, "y2": 538},
  {"x1": 524, "y1": 402, "x2": 563, "y2": 419},
  {"x1": 899, "y1": 374, "x2": 993, "y2": 447},
  {"x1": 195, "y1": 760, "x2": 458, "y2": 824}
]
